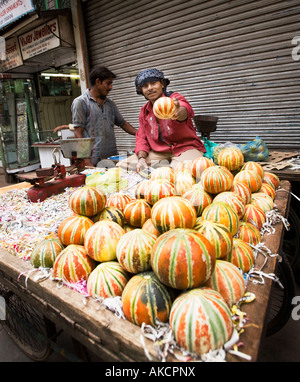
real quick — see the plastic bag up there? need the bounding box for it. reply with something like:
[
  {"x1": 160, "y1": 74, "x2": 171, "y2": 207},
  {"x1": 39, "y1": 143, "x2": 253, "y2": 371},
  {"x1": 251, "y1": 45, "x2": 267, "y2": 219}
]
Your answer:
[
  {"x1": 203, "y1": 137, "x2": 218, "y2": 160},
  {"x1": 238, "y1": 136, "x2": 269, "y2": 162}
]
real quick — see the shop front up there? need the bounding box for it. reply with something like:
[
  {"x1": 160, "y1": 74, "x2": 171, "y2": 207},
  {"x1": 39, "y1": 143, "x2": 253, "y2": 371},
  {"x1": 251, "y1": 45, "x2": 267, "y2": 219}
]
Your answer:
[{"x1": 0, "y1": 1, "x2": 77, "y2": 181}]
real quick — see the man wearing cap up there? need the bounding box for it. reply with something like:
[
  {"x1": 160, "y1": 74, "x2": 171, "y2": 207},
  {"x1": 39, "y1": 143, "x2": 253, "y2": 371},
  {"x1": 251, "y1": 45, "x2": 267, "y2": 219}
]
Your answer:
[{"x1": 118, "y1": 68, "x2": 205, "y2": 172}]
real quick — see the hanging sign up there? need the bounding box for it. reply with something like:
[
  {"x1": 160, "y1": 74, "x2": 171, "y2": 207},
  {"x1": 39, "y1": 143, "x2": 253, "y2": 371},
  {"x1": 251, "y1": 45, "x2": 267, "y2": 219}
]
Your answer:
[
  {"x1": 18, "y1": 18, "x2": 60, "y2": 60},
  {"x1": 1, "y1": 36, "x2": 23, "y2": 70},
  {"x1": 0, "y1": 0, "x2": 35, "y2": 29}
]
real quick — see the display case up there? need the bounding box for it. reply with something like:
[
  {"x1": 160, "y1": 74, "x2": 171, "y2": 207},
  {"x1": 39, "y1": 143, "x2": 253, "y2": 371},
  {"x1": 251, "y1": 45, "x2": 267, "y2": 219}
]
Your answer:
[{"x1": 0, "y1": 78, "x2": 41, "y2": 177}]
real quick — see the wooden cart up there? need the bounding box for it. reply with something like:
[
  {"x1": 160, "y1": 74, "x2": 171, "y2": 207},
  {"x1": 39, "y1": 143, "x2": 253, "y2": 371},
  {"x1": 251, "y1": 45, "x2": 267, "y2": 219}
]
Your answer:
[{"x1": 0, "y1": 179, "x2": 295, "y2": 363}]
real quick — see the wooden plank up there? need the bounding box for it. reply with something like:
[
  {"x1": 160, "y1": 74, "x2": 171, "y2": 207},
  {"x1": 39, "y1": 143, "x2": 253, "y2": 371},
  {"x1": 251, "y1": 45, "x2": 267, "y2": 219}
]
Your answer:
[
  {"x1": 227, "y1": 179, "x2": 292, "y2": 362},
  {"x1": 0, "y1": 182, "x2": 31, "y2": 196}
]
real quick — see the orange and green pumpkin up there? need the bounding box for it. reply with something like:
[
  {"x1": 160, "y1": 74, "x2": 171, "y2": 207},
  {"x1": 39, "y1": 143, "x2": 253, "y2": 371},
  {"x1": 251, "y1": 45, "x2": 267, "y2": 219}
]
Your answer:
[
  {"x1": 182, "y1": 186, "x2": 212, "y2": 216},
  {"x1": 243, "y1": 204, "x2": 266, "y2": 230},
  {"x1": 68, "y1": 186, "x2": 106, "y2": 217},
  {"x1": 169, "y1": 287, "x2": 233, "y2": 355},
  {"x1": 30, "y1": 236, "x2": 64, "y2": 268},
  {"x1": 153, "y1": 97, "x2": 177, "y2": 120},
  {"x1": 231, "y1": 180, "x2": 252, "y2": 205},
  {"x1": 200, "y1": 166, "x2": 234, "y2": 194},
  {"x1": 236, "y1": 222, "x2": 261, "y2": 246},
  {"x1": 213, "y1": 191, "x2": 246, "y2": 220},
  {"x1": 251, "y1": 192, "x2": 274, "y2": 212},
  {"x1": 142, "y1": 218, "x2": 161, "y2": 237},
  {"x1": 57, "y1": 214, "x2": 94, "y2": 246},
  {"x1": 241, "y1": 161, "x2": 264, "y2": 180},
  {"x1": 194, "y1": 220, "x2": 233, "y2": 259},
  {"x1": 191, "y1": 156, "x2": 215, "y2": 181},
  {"x1": 106, "y1": 193, "x2": 133, "y2": 211},
  {"x1": 116, "y1": 229, "x2": 157, "y2": 274},
  {"x1": 217, "y1": 147, "x2": 244, "y2": 171},
  {"x1": 123, "y1": 199, "x2": 152, "y2": 228},
  {"x1": 144, "y1": 179, "x2": 175, "y2": 205},
  {"x1": 151, "y1": 228, "x2": 216, "y2": 290},
  {"x1": 53, "y1": 244, "x2": 95, "y2": 283},
  {"x1": 84, "y1": 220, "x2": 124, "y2": 262},
  {"x1": 122, "y1": 271, "x2": 173, "y2": 327},
  {"x1": 96, "y1": 206, "x2": 125, "y2": 226},
  {"x1": 87, "y1": 261, "x2": 130, "y2": 299},
  {"x1": 226, "y1": 238, "x2": 255, "y2": 273},
  {"x1": 151, "y1": 196, "x2": 197, "y2": 233},
  {"x1": 174, "y1": 160, "x2": 193, "y2": 175},
  {"x1": 262, "y1": 172, "x2": 280, "y2": 190},
  {"x1": 258, "y1": 183, "x2": 276, "y2": 200},
  {"x1": 201, "y1": 201, "x2": 239, "y2": 236},
  {"x1": 234, "y1": 169, "x2": 262, "y2": 193},
  {"x1": 205, "y1": 260, "x2": 245, "y2": 307},
  {"x1": 150, "y1": 166, "x2": 175, "y2": 184},
  {"x1": 135, "y1": 179, "x2": 151, "y2": 199}
]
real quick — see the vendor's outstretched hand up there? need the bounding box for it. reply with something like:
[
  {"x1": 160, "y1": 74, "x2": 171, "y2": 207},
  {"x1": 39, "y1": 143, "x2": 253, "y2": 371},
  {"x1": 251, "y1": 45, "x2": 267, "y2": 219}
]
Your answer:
[{"x1": 170, "y1": 98, "x2": 188, "y2": 121}]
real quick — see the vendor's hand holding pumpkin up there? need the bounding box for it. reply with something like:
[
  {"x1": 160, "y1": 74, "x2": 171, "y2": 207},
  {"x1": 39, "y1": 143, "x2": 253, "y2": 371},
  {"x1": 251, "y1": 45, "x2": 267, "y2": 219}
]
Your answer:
[{"x1": 170, "y1": 98, "x2": 188, "y2": 121}]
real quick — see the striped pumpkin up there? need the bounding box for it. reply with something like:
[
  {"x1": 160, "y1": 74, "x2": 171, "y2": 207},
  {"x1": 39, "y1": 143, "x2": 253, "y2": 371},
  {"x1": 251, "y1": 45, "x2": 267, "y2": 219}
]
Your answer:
[
  {"x1": 241, "y1": 161, "x2": 264, "y2": 179},
  {"x1": 251, "y1": 192, "x2": 274, "y2": 212},
  {"x1": 234, "y1": 169, "x2": 262, "y2": 193},
  {"x1": 258, "y1": 183, "x2": 276, "y2": 200},
  {"x1": 116, "y1": 229, "x2": 157, "y2": 274},
  {"x1": 226, "y1": 238, "x2": 255, "y2": 273},
  {"x1": 243, "y1": 204, "x2": 266, "y2": 230},
  {"x1": 217, "y1": 147, "x2": 244, "y2": 171},
  {"x1": 194, "y1": 220, "x2": 233, "y2": 259},
  {"x1": 213, "y1": 191, "x2": 246, "y2": 219},
  {"x1": 201, "y1": 201, "x2": 240, "y2": 236},
  {"x1": 174, "y1": 160, "x2": 193, "y2": 175},
  {"x1": 106, "y1": 193, "x2": 133, "y2": 211},
  {"x1": 124, "y1": 199, "x2": 152, "y2": 227},
  {"x1": 174, "y1": 178, "x2": 194, "y2": 196},
  {"x1": 53, "y1": 244, "x2": 95, "y2": 283},
  {"x1": 153, "y1": 96, "x2": 177, "y2": 119},
  {"x1": 144, "y1": 179, "x2": 175, "y2": 205},
  {"x1": 231, "y1": 181, "x2": 252, "y2": 204},
  {"x1": 205, "y1": 260, "x2": 245, "y2": 307},
  {"x1": 142, "y1": 218, "x2": 161, "y2": 237},
  {"x1": 150, "y1": 166, "x2": 175, "y2": 183},
  {"x1": 169, "y1": 287, "x2": 233, "y2": 355},
  {"x1": 135, "y1": 179, "x2": 151, "y2": 199},
  {"x1": 84, "y1": 220, "x2": 124, "y2": 262},
  {"x1": 96, "y1": 206, "x2": 125, "y2": 226},
  {"x1": 191, "y1": 156, "x2": 215, "y2": 181},
  {"x1": 262, "y1": 172, "x2": 280, "y2": 190},
  {"x1": 182, "y1": 187, "x2": 212, "y2": 216},
  {"x1": 151, "y1": 196, "x2": 197, "y2": 233},
  {"x1": 87, "y1": 261, "x2": 130, "y2": 299},
  {"x1": 236, "y1": 222, "x2": 261, "y2": 246},
  {"x1": 68, "y1": 186, "x2": 106, "y2": 217},
  {"x1": 122, "y1": 271, "x2": 173, "y2": 327},
  {"x1": 57, "y1": 214, "x2": 94, "y2": 246},
  {"x1": 151, "y1": 228, "x2": 216, "y2": 290},
  {"x1": 200, "y1": 166, "x2": 234, "y2": 194},
  {"x1": 30, "y1": 236, "x2": 64, "y2": 268}
]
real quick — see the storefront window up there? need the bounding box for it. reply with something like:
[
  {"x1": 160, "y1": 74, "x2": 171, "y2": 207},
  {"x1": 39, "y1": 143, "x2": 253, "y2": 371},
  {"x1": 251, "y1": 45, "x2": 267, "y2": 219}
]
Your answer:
[
  {"x1": 39, "y1": 75, "x2": 73, "y2": 96},
  {"x1": 0, "y1": 78, "x2": 40, "y2": 170}
]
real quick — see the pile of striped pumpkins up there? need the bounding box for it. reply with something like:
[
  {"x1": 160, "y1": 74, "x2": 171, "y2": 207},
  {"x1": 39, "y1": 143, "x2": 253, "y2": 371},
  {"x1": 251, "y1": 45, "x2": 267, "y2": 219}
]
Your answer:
[{"x1": 29, "y1": 146, "x2": 280, "y2": 357}]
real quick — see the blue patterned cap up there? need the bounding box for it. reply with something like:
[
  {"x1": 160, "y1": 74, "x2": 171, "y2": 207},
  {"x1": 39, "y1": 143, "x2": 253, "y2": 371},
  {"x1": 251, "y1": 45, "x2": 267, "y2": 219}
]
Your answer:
[{"x1": 135, "y1": 68, "x2": 170, "y2": 94}]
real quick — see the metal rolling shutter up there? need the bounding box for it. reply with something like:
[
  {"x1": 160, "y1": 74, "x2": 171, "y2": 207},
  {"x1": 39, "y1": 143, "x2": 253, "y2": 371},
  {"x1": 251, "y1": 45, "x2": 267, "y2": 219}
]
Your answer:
[{"x1": 83, "y1": 0, "x2": 300, "y2": 153}]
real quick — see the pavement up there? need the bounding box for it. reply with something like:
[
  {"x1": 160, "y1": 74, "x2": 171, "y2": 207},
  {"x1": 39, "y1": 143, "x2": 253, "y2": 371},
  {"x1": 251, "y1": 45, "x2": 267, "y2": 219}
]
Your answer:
[{"x1": 0, "y1": 169, "x2": 299, "y2": 363}]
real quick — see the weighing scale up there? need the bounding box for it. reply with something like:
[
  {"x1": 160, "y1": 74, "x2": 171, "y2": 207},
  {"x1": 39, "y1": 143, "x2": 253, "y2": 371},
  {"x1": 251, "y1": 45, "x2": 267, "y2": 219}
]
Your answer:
[{"x1": 17, "y1": 138, "x2": 94, "y2": 203}]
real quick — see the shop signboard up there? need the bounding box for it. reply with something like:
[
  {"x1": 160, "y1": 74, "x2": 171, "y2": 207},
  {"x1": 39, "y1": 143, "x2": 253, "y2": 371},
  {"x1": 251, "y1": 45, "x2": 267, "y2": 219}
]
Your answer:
[
  {"x1": 18, "y1": 18, "x2": 60, "y2": 60},
  {"x1": 0, "y1": 0, "x2": 35, "y2": 29},
  {"x1": 0, "y1": 36, "x2": 23, "y2": 70}
]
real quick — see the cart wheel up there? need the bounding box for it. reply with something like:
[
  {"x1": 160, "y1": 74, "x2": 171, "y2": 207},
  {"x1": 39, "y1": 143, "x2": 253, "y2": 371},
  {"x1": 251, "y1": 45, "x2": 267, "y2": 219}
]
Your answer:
[
  {"x1": 0, "y1": 283, "x2": 56, "y2": 362},
  {"x1": 266, "y1": 255, "x2": 296, "y2": 337},
  {"x1": 282, "y1": 207, "x2": 300, "y2": 285}
]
